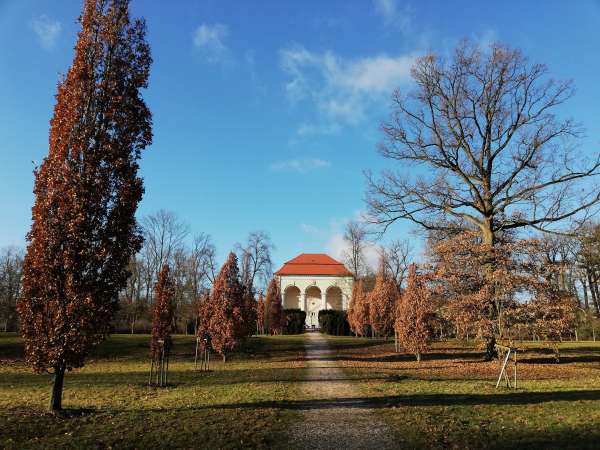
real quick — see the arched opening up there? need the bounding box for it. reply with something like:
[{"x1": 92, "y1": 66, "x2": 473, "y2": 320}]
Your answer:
[
  {"x1": 283, "y1": 286, "x2": 301, "y2": 309},
  {"x1": 305, "y1": 286, "x2": 322, "y2": 328},
  {"x1": 326, "y1": 286, "x2": 343, "y2": 310}
]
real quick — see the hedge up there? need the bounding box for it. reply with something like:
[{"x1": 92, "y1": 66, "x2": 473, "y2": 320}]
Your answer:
[
  {"x1": 283, "y1": 309, "x2": 306, "y2": 335},
  {"x1": 318, "y1": 310, "x2": 351, "y2": 336}
]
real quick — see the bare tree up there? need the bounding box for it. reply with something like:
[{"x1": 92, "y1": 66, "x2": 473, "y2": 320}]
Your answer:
[
  {"x1": 381, "y1": 239, "x2": 412, "y2": 289},
  {"x1": 0, "y1": 247, "x2": 23, "y2": 332},
  {"x1": 366, "y1": 41, "x2": 600, "y2": 246},
  {"x1": 343, "y1": 221, "x2": 367, "y2": 278},
  {"x1": 142, "y1": 210, "x2": 190, "y2": 273},
  {"x1": 236, "y1": 231, "x2": 274, "y2": 291},
  {"x1": 188, "y1": 233, "x2": 217, "y2": 297}
]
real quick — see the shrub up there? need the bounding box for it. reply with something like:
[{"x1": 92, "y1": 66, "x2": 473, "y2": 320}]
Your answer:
[
  {"x1": 283, "y1": 309, "x2": 306, "y2": 334},
  {"x1": 318, "y1": 310, "x2": 350, "y2": 336}
]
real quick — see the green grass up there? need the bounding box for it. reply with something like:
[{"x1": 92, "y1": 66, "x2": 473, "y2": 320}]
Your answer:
[
  {"x1": 3, "y1": 333, "x2": 600, "y2": 449},
  {"x1": 0, "y1": 333, "x2": 308, "y2": 449},
  {"x1": 319, "y1": 336, "x2": 600, "y2": 449}
]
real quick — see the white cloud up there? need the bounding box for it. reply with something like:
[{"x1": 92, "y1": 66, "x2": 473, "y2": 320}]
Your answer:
[
  {"x1": 280, "y1": 46, "x2": 416, "y2": 125},
  {"x1": 297, "y1": 122, "x2": 341, "y2": 138},
  {"x1": 31, "y1": 15, "x2": 61, "y2": 51},
  {"x1": 270, "y1": 158, "x2": 331, "y2": 173},
  {"x1": 300, "y1": 223, "x2": 321, "y2": 235},
  {"x1": 326, "y1": 230, "x2": 380, "y2": 273},
  {"x1": 373, "y1": 0, "x2": 414, "y2": 33},
  {"x1": 193, "y1": 23, "x2": 230, "y2": 63}
]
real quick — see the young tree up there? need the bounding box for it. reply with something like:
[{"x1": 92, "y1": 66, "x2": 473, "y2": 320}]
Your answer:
[
  {"x1": 150, "y1": 265, "x2": 175, "y2": 364},
  {"x1": 240, "y1": 283, "x2": 258, "y2": 337},
  {"x1": 348, "y1": 279, "x2": 369, "y2": 336},
  {"x1": 17, "y1": 0, "x2": 152, "y2": 412},
  {"x1": 265, "y1": 278, "x2": 284, "y2": 335},
  {"x1": 256, "y1": 291, "x2": 266, "y2": 335},
  {"x1": 205, "y1": 252, "x2": 246, "y2": 361},
  {"x1": 368, "y1": 260, "x2": 399, "y2": 337},
  {"x1": 395, "y1": 265, "x2": 432, "y2": 361},
  {"x1": 366, "y1": 41, "x2": 600, "y2": 246},
  {"x1": 196, "y1": 290, "x2": 211, "y2": 346}
]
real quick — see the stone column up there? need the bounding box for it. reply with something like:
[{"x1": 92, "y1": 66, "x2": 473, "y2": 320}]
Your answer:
[
  {"x1": 300, "y1": 293, "x2": 306, "y2": 311},
  {"x1": 322, "y1": 290, "x2": 327, "y2": 311}
]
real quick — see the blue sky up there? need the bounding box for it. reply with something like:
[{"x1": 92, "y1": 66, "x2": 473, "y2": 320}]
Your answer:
[{"x1": 1, "y1": 0, "x2": 599, "y2": 269}]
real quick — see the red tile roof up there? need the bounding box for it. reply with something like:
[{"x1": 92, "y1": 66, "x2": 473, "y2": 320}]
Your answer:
[{"x1": 275, "y1": 253, "x2": 353, "y2": 277}]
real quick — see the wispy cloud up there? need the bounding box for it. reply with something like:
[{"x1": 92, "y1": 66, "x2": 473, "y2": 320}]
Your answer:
[
  {"x1": 193, "y1": 23, "x2": 230, "y2": 63},
  {"x1": 373, "y1": 0, "x2": 414, "y2": 33},
  {"x1": 270, "y1": 158, "x2": 331, "y2": 173},
  {"x1": 280, "y1": 46, "x2": 416, "y2": 125},
  {"x1": 30, "y1": 15, "x2": 61, "y2": 51},
  {"x1": 300, "y1": 223, "x2": 321, "y2": 235}
]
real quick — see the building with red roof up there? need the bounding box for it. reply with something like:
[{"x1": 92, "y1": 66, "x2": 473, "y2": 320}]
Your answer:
[{"x1": 275, "y1": 253, "x2": 354, "y2": 328}]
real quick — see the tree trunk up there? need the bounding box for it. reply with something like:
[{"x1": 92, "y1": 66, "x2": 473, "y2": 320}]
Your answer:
[
  {"x1": 222, "y1": 353, "x2": 227, "y2": 363},
  {"x1": 416, "y1": 352, "x2": 421, "y2": 362},
  {"x1": 484, "y1": 335, "x2": 496, "y2": 361},
  {"x1": 49, "y1": 366, "x2": 65, "y2": 412}
]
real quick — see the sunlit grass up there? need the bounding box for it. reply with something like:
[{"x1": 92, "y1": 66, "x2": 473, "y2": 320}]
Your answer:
[
  {"x1": 320, "y1": 335, "x2": 600, "y2": 449},
  {"x1": 0, "y1": 333, "x2": 307, "y2": 450}
]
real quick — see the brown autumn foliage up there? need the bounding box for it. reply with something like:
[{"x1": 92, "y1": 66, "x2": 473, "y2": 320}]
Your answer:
[
  {"x1": 265, "y1": 278, "x2": 284, "y2": 335},
  {"x1": 348, "y1": 279, "x2": 369, "y2": 336},
  {"x1": 432, "y1": 230, "x2": 579, "y2": 360},
  {"x1": 395, "y1": 264, "x2": 432, "y2": 361},
  {"x1": 204, "y1": 252, "x2": 246, "y2": 361},
  {"x1": 150, "y1": 265, "x2": 175, "y2": 361},
  {"x1": 431, "y1": 231, "x2": 532, "y2": 358},
  {"x1": 196, "y1": 290, "x2": 211, "y2": 349},
  {"x1": 368, "y1": 261, "x2": 399, "y2": 337},
  {"x1": 256, "y1": 291, "x2": 266, "y2": 335},
  {"x1": 241, "y1": 284, "x2": 258, "y2": 338},
  {"x1": 17, "y1": 0, "x2": 151, "y2": 411}
]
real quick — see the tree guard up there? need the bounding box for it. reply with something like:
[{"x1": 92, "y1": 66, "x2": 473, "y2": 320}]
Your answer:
[
  {"x1": 149, "y1": 339, "x2": 170, "y2": 387},
  {"x1": 495, "y1": 344, "x2": 518, "y2": 389}
]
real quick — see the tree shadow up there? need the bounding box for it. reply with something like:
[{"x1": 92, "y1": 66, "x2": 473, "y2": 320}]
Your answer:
[{"x1": 183, "y1": 389, "x2": 600, "y2": 411}]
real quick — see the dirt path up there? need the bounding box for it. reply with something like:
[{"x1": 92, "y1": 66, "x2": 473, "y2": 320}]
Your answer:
[{"x1": 289, "y1": 332, "x2": 399, "y2": 450}]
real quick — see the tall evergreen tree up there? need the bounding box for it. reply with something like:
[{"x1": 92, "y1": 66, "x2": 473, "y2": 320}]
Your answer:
[{"x1": 17, "y1": 0, "x2": 152, "y2": 412}]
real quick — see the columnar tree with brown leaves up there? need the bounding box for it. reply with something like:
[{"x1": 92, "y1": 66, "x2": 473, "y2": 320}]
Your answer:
[
  {"x1": 348, "y1": 279, "x2": 369, "y2": 336},
  {"x1": 395, "y1": 265, "x2": 432, "y2": 361},
  {"x1": 368, "y1": 260, "x2": 399, "y2": 337},
  {"x1": 196, "y1": 290, "x2": 211, "y2": 346},
  {"x1": 256, "y1": 292, "x2": 266, "y2": 335},
  {"x1": 17, "y1": 0, "x2": 151, "y2": 412},
  {"x1": 205, "y1": 252, "x2": 246, "y2": 362},
  {"x1": 150, "y1": 265, "x2": 175, "y2": 363},
  {"x1": 265, "y1": 278, "x2": 284, "y2": 335}
]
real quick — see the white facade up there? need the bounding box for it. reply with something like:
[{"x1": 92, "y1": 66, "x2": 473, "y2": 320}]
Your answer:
[{"x1": 277, "y1": 274, "x2": 354, "y2": 328}]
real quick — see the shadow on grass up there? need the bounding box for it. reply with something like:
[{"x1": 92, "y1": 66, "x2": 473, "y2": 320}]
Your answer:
[{"x1": 187, "y1": 389, "x2": 600, "y2": 411}]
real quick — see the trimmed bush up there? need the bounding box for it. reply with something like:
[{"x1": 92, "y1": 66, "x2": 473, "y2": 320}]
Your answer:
[
  {"x1": 284, "y1": 309, "x2": 306, "y2": 334},
  {"x1": 318, "y1": 310, "x2": 350, "y2": 336}
]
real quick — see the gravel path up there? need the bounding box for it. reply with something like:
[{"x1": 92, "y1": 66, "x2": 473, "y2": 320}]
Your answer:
[{"x1": 289, "y1": 332, "x2": 399, "y2": 450}]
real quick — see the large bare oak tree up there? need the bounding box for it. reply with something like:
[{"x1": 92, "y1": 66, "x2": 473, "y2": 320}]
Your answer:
[{"x1": 366, "y1": 41, "x2": 600, "y2": 245}]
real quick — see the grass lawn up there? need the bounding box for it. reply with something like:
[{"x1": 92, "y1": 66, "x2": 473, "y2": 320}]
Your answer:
[
  {"x1": 0, "y1": 333, "x2": 307, "y2": 449},
  {"x1": 320, "y1": 336, "x2": 600, "y2": 449},
  {"x1": 3, "y1": 333, "x2": 600, "y2": 449}
]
